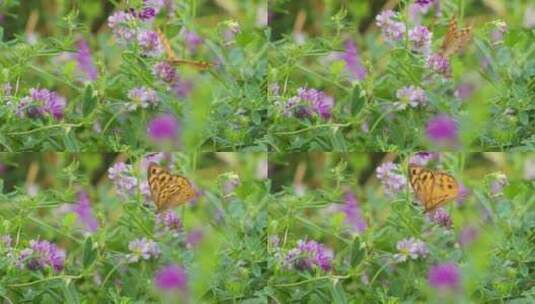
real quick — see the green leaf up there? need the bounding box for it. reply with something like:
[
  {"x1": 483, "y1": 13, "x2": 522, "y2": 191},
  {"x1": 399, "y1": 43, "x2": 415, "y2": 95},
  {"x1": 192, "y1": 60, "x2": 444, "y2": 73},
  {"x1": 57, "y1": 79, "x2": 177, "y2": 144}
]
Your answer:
[
  {"x1": 83, "y1": 236, "x2": 97, "y2": 269},
  {"x1": 351, "y1": 84, "x2": 365, "y2": 116},
  {"x1": 350, "y1": 236, "x2": 365, "y2": 267},
  {"x1": 61, "y1": 281, "x2": 80, "y2": 304},
  {"x1": 82, "y1": 84, "x2": 97, "y2": 116},
  {"x1": 329, "y1": 280, "x2": 348, "y2": 304}
]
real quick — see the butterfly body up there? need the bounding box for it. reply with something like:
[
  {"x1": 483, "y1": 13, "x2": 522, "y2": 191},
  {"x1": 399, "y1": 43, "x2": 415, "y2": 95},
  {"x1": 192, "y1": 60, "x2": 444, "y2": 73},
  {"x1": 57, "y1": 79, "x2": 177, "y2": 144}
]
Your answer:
[
  {"x1": 439, "y1": 17, "x2": 472, "y2": 58},
  {"x1": 147, "y1": 163, "x2": 195, "y2": 212},
  {"x1": 408, "y1": 164, "x2": 459, "y2": 213}
]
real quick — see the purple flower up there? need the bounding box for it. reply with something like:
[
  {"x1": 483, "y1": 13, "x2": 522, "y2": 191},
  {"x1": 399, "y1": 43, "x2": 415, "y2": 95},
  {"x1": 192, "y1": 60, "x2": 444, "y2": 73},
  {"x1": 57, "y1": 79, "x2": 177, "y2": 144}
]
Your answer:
[
  {"x1": 454, "y1": 82, "x2": 475, "y2": 101},
  {"x1": 427, "y1": 53, "x2": 451, "y2": 76},
  {"x1": 456, "y1": 183, "x2": 470, "y2": 205},
  {"x1": 181, "y1": 28, "x2": 203, "y2": 54},
  {"x1": 284, "y1": 239, "x2": 333, "y2": 272},
  {"x1": 137, "y1": 30, "x2": 163, "y2": 56},
  {"x1": 428, "y1": 208, "x2": 452, "y2": 229},
  {"x1": 154, "y1": 264, "x2": 188, "y2": 290},
  {"x1": 186, "y1": 229, "x2": 204, "y2": 248},
  {"x1": 428, "y1": 263, "x2": 460, "y2": 290},
  {"x1": 1, "y1": 235, "x2": 12, "y2": 248},
  {"x1": 394, "y1": 86, "x2": 427, "y2": 110},
  {"x1": 409, "y1": 152, "x2": 439, "y2": 166},
  {"x1": 152, "y1": 61, "x2": 177, "y2": 83},
  {"x1": 223, "y1": 21, "x2": 241, "y2": 45},
  {"x1": 147, "y1": 114, "x2": 180, "y2": 141},
  {"x1": 342, "y1": 191, "x2": 367, "y2": 233},
  {"x1": 489, "y1": 173, "x2": 507, "y2": 197},
  {"x1": 156, "y1": 210, "x2": 183, "y2": 235},
  {"x1": 408, "y1": 25, "x2": 432, "y2": 54},
  {"x1": 1, "y1": 83, "x2": 12, "y2": 96},
  {"x1": 376, "y1": 10, "x2": 406, "y2": 42},
  {"x1": 144, "y1": 0, "x2": 165, "y2": 14},
  {"x1": 222, "y1": 174, "x2": 241, "y2": 196},
  {"x1": 171, "y1": 78, "x2": 193, "y2": 98},
  {"x1": 127, "y1": 238, "x2": 160, "y2": 262},
  {"x1": 72, "y1": 191, "x2": 99, "y2": 232},
  {"x1": 285, "y1": 88, "x2": 334, "y2": 119},
  {"x1": 108, "y1": 162, "x2": 138, "y2": 197},
  {"x1": 426, "y1": 115, "x2": 458, "y2": 145},
  {"x1": 341, "y1": 39, "x2": 367, "y2": 81},
  {"x1": 394, "y1": 237, "x2": 429, "y2": 262},
  {"x1": 127, "y1": 86, "x2": 159, "y2": 110},
  {"x1": 138, "y1": 7, "x2": 156, "y2": 21},
  {"x1": 415, "y1": 0, "x2": 434, "y2": 6},
  {"x1": 19, "y1": 240, "x2": 66, "y2": 272},
  {"x1": 459, "y1": 226, "x2": 478, "y2": 247},
  {"x1": 490, "y1": 21, "x2": 507, "y2": 46},
  {"x1": 75, "y1": 39, "x2": 98, "y2": 81},
  {"x1": 107, "y1": 11, "x2": 138, "y2": 41},
  {"x1": 18, "y1": 88, "x2": 66, "y2": 120},
  {"x1": 376, "y1": 162, "x2": 407, "y2": 196}
]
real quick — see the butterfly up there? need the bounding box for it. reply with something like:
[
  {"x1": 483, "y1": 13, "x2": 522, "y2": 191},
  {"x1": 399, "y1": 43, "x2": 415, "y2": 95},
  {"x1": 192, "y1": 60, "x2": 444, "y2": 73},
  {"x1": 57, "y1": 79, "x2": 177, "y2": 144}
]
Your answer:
[
  {"x1": 157, "y1": 29, "x2": 212, "y2": 70},
  {"x1": 439, "y1": 17, "x2": 472, "y2": 58},
  {"x1": 408, "y1": 164, "x2": 459, "y2": 213},
  {"x1": 147, "y1": 163, "x2": 196, "y2": 212}
]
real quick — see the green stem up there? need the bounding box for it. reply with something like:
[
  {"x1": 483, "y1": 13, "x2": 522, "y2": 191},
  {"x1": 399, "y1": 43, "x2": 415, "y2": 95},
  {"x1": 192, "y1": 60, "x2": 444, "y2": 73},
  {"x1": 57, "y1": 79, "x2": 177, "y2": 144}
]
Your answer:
[
  {"x1": 275, "y1": 123, "x2": 352, "y2": 136},
  {"x1": 9, "y1": 275, "x2": 82, "y2": 288},
  {"x1": 273, "y1": 274, "x2": 351, "y2": 287},
  {"x1": 8, "y1": 123, "x2": 83, "y2": 136}
]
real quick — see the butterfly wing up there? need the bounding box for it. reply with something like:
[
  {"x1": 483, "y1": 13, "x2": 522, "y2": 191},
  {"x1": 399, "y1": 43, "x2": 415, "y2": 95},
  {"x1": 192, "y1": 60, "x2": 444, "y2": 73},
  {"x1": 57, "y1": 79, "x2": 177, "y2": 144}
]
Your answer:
[
  {"x1": 148, "y1": 163, "x2": 195, "y2": 211},
  {"x1": 409, "y1": 164, "x2": 435, "y2": 208},
  {"x1": 440, "y1": 17, "x2": 472, "y2": 58},
  {"x1": 425, "y1": 172, "x2": 459, "y2": 212},
  {"x1": 409, "y1": 164, "x2": 459, "y2": 212}
]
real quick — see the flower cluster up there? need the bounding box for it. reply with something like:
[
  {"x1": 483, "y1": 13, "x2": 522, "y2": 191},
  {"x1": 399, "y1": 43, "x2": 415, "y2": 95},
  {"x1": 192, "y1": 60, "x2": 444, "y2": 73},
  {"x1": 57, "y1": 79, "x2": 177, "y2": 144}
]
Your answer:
[
  {"x1": 283, "y1": 239, "x2": 333, "y2": 272},
  {"x1": 341, "y1": 39, "x2": 367, "y2": 81},
  {"x1": 72, "y1": 191, "x2": 99, "y2": 232},
  {"x1": 19, "y1": 240, "x2": 66, "y2": 272},
  {"x1": 489, "y1": 173, "x2": 508, "y2": 197},
  {"x1": 147, "y1": 114, "x2": 180, "y2": 141},
  {"x1": 181, "y1": 28, "x2": 204, "y2": 54},
  {"x1": 17, "y1": 88, "x2": 66, "y2": 120},
  {"x1": 376, "y1": 10, "x2": 406, "y2": 42},
  {"x1": 154, "y1": 264, "x2": 188, "y2": 290},
  {"x1": 427, "y1": 262, "x2": 460, "y2": 291},
  {"x1": 285, "y1": 88, "x2": 335, "y2": 120},
  {"x1": 127, "y1": 238, "x2": 160, "y2": 262},
  {"x1": 394, "y1": 237, "x2": 429, "y2": 262},
  {"x1": 426, "y1": 53, "x2": 451, "y2": 76},
  {"x1": 108, "y1": 162, "x2": 139, "y2": 197},
  {"x1": 107, "y1": 11, "x2": 138, "y2": 41},
  {"x1": 376, "y1": 162, "x2": 407, "y2": 196},
  {"x1": 342, "y1": 191, "x2": 367, "y2": 233},
  {"x1": 428, "y1": 208, "x2": 452, "y2": 229},
  {"x1": 408, "y1": 25, "x2": 432, "y2": 54},
  {"x1": 137, "y1": 30, "x2": 164, "y2": 56},
  {"x1": 409, "y1": 152, "x2": 439, "y2": 166},
  {"x1": 426, "y1": 115, "x2": 458, "y2": 146},
  {"x1": 155, "y1": 210, "x2": 183, "y2": 236},
  {"x1": 394, "y1": 85, "x2": 427, "y2": 110},
  {"x1": 127, "y1": 86, "x2": 159, "y2": 111},
  {"x1": 75, "y1": 39, "x2": 98, "y2": 81}
]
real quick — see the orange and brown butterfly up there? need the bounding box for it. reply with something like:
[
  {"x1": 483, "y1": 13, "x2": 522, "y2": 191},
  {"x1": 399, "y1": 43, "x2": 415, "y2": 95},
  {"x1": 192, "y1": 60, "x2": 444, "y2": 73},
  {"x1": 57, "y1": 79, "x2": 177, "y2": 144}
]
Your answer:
[
  {"x1": 439, "y1": 17, "x2": 472, "y2": 58},
  {"x1": 408, "y1": 164, "x2": 459, "y2": 213},
  {"x1": 147, "y1": 163, "x2": 196, "y2": 212},
  {"x1": 156, "y1": 29, "x2": 212, "y2": 70}
]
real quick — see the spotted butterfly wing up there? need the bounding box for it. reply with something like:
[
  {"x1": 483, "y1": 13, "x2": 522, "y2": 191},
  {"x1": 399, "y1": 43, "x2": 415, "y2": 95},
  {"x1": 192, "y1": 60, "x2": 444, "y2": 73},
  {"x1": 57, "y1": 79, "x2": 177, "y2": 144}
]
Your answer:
[
  {"x1": 147, "y1": 163, "x2": 195, "y2": 211},
  {"x1": 409, "y1": 164, "x2": 459, "y2": 212}
]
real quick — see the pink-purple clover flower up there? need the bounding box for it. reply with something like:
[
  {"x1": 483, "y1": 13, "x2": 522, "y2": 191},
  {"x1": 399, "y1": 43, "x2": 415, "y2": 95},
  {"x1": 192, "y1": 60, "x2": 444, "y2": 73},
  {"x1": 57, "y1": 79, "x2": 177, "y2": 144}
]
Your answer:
[
  {"x1": 341, "y1": 39, "x2": 367, "y2": 81},
  {"x1": 394, "y1": 237, "x2": 429, "y2": 262},
  {"x1": 394, "y1": 86, "x2": 427, "y2": 110},
  {"x1": 147, "y1": 114, "x2": 180, "y2": 141},
  {"x1": 154, "y1": 264, "x2": 188, "y2": 290},
  {"x1": 428, "y1": 262, "x2": 460, "y2": 291},
  {"x1": 19, "y1": 240, "x2": 66, "y2": 272},
  {"x1": 72, "y1": 191, "x2": 99, "y2": 232},
  {"x1": 426, "y1": 115, "x2": 458, "y2": 145},
  {"x1": 108, "y1": 162, "x2": 138, "y2": 197},
  {"x1": 376, "y1": 162, "x2": 407, "y2": 196},
  {"x1": 342, "y1": 191, "x2": 367, "y2": 233},
  {"x1": 18, "y1": 88, "x2": 66, "y2": 120},
  {"x1": 127, "y1": 238, "x2": 160, "y2": 262},
  {"x1": 127, "y1": 86, "x2": 159, "y2": 111},
  {"x1": 376, "y1": 10, "x2": 406, "y2": 42},
  {"x1": 75, "y1": 39, "x2": 98, "y2": 81},
  {"x1": 408, "y1": 25, "x2": 432, "y2": 54},
  {"x1": 285, "y1": 88, "x2": 335, "y2": 120},
  {"x1": 107, "y1": 11, "x2": 138, "y2": 41},
  {"x1": 137, "y1": 30, "x2": 164, "y2": 56},
  {"x1": 284, "y1": 239, "x2": 333, "y2": 272}
]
